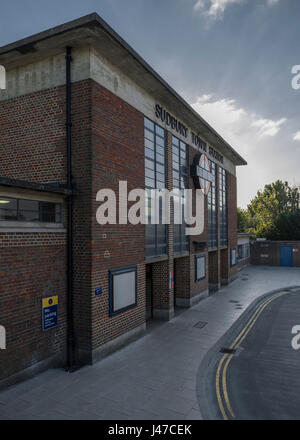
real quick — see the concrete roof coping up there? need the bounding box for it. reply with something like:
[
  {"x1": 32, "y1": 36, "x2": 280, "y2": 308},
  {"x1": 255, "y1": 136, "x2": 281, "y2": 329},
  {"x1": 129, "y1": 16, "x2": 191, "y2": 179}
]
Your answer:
[{"x1": 0, "y1": 13, "x2": 247, "y2": 167}]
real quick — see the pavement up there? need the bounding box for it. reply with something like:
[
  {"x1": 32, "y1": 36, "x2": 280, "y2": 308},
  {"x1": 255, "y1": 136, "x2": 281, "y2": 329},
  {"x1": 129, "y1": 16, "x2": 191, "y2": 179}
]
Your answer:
[{"x1": 0, "y1": 265, "x2": 299, "y2": 420}]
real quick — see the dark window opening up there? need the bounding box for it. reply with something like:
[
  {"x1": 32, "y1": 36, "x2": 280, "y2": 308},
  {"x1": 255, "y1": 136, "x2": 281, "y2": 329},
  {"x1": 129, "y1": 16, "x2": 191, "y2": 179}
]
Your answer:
[{"x1": 0, "y1": 196, "x2": 62, "y2": 223}]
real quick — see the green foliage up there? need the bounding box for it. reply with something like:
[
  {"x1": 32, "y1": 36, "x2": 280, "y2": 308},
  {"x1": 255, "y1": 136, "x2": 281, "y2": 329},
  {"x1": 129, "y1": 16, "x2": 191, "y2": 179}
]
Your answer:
[
  {"x1": 267, "y1": 210, "x2": 300, "y2": 240},
  {"x1": 238, "y1": 180, "x2": 300, "y2": 240},
  {"x1": 237, "y1": 208, "x2": 259, "y2": 233}
]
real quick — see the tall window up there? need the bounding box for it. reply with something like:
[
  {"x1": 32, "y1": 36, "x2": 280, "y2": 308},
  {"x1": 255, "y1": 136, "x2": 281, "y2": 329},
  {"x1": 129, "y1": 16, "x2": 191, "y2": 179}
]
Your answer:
[
  {"x1": 219, "y1": 167, "x2": 228, "y2": 247},
  {"x1": 144, "y1": 117, "x2": 167, "y2": 258},
  {"x1": 208, "y1": 161, "x2": 217, "y2": 249},
  {"x1": 172, "y1": 136, "x2": 189, "y2": 253}
]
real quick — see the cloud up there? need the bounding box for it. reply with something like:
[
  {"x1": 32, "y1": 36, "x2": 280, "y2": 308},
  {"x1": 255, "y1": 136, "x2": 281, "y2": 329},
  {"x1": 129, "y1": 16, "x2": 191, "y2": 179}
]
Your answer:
[
  {"x1": 191, "y1": 94, "x2": 286, "y2": 141},
  {"x1": 293, "y1": 131, "x2": 300, "y2": 141},
  {"x1": 193, "y1": 0, "x2": 243, "y2": 19},
  {"x1": 251, "y1": 117, "x2": 287, "y2": 137},
  {"x1": 192, "y1": 0, "x2": 280, "y2": 20},
  {"x1": 190, "y1": 94, "x2": 294, "y2": 208}
]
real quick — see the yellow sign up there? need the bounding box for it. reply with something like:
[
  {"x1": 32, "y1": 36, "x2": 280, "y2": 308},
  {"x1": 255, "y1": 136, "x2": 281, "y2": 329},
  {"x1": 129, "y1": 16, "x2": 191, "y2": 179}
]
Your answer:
[{"x1": 42, "y1": 296, "x2": 58, "y2": 308}]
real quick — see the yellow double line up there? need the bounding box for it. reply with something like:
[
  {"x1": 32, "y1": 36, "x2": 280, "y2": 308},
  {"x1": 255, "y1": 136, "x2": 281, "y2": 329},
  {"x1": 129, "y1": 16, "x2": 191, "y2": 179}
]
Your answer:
[{"x1": 216, "y1": 290, "x2": 290, "y2": 420}]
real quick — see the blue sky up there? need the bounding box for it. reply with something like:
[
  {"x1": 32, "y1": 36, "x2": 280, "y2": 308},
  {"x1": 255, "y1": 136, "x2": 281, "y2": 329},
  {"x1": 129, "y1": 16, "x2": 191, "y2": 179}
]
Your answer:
[{"x1": 1, "y1": 0, "x2": 299, "y2": 207}]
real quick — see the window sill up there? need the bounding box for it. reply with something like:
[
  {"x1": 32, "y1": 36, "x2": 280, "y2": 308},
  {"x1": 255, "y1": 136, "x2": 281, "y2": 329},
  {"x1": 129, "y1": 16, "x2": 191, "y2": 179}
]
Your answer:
[
  {"x1": 145, "y1": 254, "x2": 168, "y2": 264},
  {"x1": 174, "y1": 251, "x2": 190, "y2": 259}
]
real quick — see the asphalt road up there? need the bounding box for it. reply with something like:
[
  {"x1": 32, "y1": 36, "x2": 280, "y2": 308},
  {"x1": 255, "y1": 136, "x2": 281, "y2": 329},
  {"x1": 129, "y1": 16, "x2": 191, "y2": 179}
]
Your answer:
[{"x1": 201, "y1": 288, "x2": 300, "y2": 420}]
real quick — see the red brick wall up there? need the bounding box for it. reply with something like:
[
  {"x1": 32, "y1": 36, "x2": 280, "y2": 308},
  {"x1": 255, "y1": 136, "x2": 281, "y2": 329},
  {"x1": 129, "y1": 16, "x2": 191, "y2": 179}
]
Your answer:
[
  {"x1": 0, "y1": 233, "x2": 67, "y2": 382},
  {"x1": 251, "y1": 241, "x2": 300, "y2": 267},
  {"x1": 90, "y1": 81, "x2": 146, "y2": 351},
  {"x1": 0, "y1": 87, "x2": 67, "y2": 184},
  {"x1": 0, "y1": 80, "x2": 93, "y2": 375},
  {"x1": 69, "y1": 80, "x2": 93, "y2": 365}
]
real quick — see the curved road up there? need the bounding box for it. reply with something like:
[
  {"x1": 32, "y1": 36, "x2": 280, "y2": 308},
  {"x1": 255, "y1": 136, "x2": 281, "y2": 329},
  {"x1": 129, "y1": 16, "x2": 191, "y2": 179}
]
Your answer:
[{"x1": 201, "y1": 288, "x2": 300, "y2": 420}]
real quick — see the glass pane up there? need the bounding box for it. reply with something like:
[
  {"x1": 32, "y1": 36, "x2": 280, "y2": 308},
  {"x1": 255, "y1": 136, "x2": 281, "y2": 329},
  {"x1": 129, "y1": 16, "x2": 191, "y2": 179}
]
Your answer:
[
  {"x1": 145, "y1": 148, "x2": 154, "y2": 160},
  {"x1": 156, "y1": 135, "x2": 165, "y2": 147},
  {"x1": 55, "y1": 204, "x2": 62, "y2": 223},
  {"x1": 172, "y1": 136, "x2": 179, "y2": 146},
  {"x1": 144, "y1": 129, "x2": 154, "y2": 142},
  {"x1": 18, "y1": 199, "x2": 39, "y2": 211},
  {"x1": 145, "y1": 158, "x2": 154, "y2": 170},
  {"x1": 146, "y1": 224, "x2": 156, "y2": 244},
  {"x1": 144, "y1": 118, "x2": 154, "y2": 131},
  {"x1": 145, "y1": 168, "x2": 155, "y2": 179},
  {"x1": 145, "y1": 138, "x2": 154, "y2": 150},
  {"x1": 156, "y1": 153, "x2": 165, "y2": 164},
  {"x1": 156, "y1": 164, "x2": 165, "y2": 174},
  {"x1": 156, "y1": 125, "x2": 165, "y2": 138},
  {"x1": 40, "y1": 202, "x2": 56, "y2": 222},
  {"x1": 157, "y1": 224, "x2": 166, "y2": 245},
  {"x1": 0, "y1": 197, "x2": 17, "y2": 209},
  {"x1": 145, "y1": 177, "x2": 155, "y2": 188},
  {"x1": 19, "y1": 210, "x2": 39, "y2": 222},
  {"x1": 156, "y1": 145, "x2": 165, "y2": 156},
  {"x1": 0, "y1": 209, "x2": 18, "y2": 221}
]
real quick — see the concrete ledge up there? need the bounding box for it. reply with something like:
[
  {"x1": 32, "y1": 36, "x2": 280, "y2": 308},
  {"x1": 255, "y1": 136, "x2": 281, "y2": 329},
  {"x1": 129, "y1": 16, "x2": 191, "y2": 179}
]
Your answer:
[
  {"x1": 0, "y1": 352, "x2": 65, "y2": 391},
  {"x1": 176, "y1": 289, "x2": 209, "y2": 308},
  {"x1": 152, "y1": 308, "x2": 174, "y2": 321},
  {"x1": 92, "y1": 322, "x2": 146, "y2": 364}
]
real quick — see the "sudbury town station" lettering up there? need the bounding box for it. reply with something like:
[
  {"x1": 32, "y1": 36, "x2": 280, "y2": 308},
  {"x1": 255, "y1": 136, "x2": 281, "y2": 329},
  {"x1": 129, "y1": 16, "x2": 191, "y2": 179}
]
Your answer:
[{"x1": 155, "y1": 104, "x2": 223, "y2": 164}]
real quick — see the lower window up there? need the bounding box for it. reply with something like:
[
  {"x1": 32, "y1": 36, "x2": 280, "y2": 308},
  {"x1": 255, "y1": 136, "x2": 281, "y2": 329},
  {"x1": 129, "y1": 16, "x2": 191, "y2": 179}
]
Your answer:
[
  {"x1": 109, "y1": 266, "x2": 137, "y2": 316},
  {"x1": 195, "y1": 253, "x2": 206, "y2": 282}
]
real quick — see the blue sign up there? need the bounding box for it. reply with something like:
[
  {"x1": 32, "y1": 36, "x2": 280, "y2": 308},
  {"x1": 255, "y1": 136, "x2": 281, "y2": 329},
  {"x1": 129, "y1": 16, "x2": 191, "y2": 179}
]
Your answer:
[
  {"x1": 95, "y1": 286, "x2": 102, "y2": 296},
  {"x1": 42, "y1": 296, "x2": 58, "y2": 331}
]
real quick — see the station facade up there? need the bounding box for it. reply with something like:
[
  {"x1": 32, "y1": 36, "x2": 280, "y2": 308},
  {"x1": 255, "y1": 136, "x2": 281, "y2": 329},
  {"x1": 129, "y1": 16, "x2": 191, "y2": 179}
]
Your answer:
[{"x1": 0, "y1": 14, "x2": 247, "y2": 387}]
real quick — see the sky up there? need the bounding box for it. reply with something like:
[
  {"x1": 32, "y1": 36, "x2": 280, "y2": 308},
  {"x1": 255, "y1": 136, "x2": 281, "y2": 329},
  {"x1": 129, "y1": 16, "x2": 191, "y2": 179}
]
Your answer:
[{"x1": 0, "y1": 0, "x2": 300, "y2": 208}]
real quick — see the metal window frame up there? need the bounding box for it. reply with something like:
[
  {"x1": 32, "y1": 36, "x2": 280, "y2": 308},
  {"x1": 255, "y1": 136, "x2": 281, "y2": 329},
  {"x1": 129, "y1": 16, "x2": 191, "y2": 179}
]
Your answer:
[
  {"x1": 144, "y1": 117, "x2": 168, "y2": 258},
  {"x1": 219, "y1": 167, "x2": 228, "y2": 247},
  {"x1": 172, "y1": 135, "x2": 189, "y2": 254},
  {"x1": 0, "y1": 196, "x2": 62, "y2": 224},
  {"x1": 208, "y1": 160, "x2": 217, "y2": 249}
]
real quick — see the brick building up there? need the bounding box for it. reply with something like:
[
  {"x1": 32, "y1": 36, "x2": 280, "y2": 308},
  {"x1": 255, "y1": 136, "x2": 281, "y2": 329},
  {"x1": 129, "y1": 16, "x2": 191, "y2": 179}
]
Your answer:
[
  {"x1": 251, "y1": 240, "x2": 300, "y2": 267},
  {"x1": 0, "y1": 13, "x2": 247, "y2": 387}
]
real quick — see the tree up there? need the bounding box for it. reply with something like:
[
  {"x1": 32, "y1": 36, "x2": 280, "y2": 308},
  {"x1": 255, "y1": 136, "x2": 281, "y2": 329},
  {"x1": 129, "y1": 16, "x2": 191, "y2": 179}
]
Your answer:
[
  {"x1": 267, "y1": 210, "x2": 300, "y2": 240},
  {"x1": 237, "y1": 208, "x2": 259, "y2": 233},
  {"x1": 241, "y1": 180, "x2": 300, "y2": 240}
]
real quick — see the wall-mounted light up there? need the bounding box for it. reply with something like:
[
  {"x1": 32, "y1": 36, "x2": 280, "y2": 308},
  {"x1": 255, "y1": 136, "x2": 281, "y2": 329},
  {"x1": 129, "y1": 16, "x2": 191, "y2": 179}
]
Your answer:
[{"x1": 0, "y1": 200, "x2": 10, "y2": 204}]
